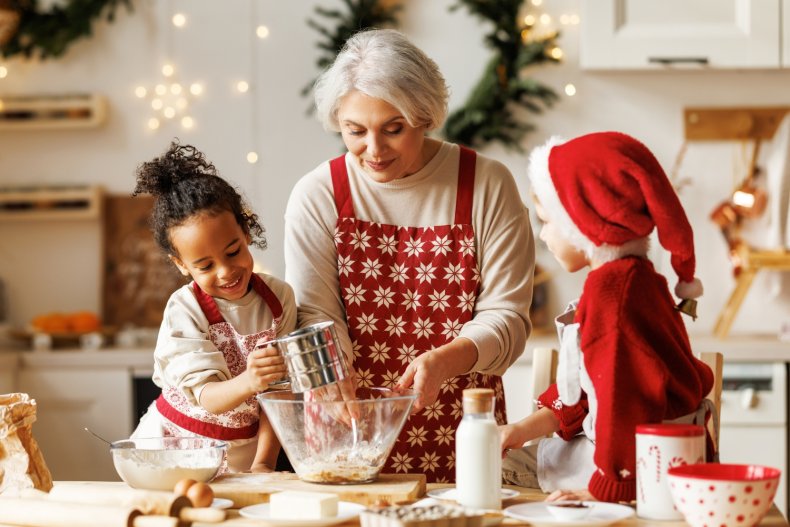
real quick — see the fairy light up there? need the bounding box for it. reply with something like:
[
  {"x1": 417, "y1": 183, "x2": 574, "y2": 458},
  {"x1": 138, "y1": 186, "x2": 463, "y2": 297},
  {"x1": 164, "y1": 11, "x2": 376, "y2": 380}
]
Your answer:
[
  {"x1": 540, "y1": 13, "x2": 551, "y2": 25},
  {"x1": 148, "y1": 118, "x2": 160, "y2": 130},
  {"x1": 181, "y1": 116, "x2": 194, "y2": 129},
  {"x1": 134, "y1": 86, "x2": 147, "y2": 98},
  {"x1": 163, "y1": 107, "x2": 176, "y2": 119},
  {"x1": 172, "y1": 13, "x2": 186, "y2": 27},
  {"x1": 236, "y1": 80, "x2": 249, "y2": 93},
  {"x1": 162, "y1": 64, "x2": 174, "y2": 77},
  {"x1": 155, "y1": 84, "x2": 167, "y2": 96},
  {"x1": 564, "y1": 84, "x2": 577, "y2": 96},
  {"x1": 569, "y1": 14, "x2": 580, "y2": 25},
  {"x1": 247, "y1": 151, "x2": 259, "y2": 164},
  {"x1": 151, "y1": 99, "x2": 163, "y2": 110},
  {"x1": 532, "y1": 0, "x2": 543, "y2": 6},
  {"x1": 550, "y1": 47, "x2": 563, "y2": 60},
  {"x1": 256, "y1": 25, "x2": 269, "y2": 39},
  {"x1": 190, "y1": 83, "x2": 203, "y2": 96},
  {"x1": 170, "y1": 83, "x2": 182, "y2": 95}
]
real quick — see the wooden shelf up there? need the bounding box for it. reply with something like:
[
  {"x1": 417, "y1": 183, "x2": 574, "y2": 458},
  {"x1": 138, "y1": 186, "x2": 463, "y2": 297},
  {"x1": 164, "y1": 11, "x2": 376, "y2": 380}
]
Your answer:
[
  {"x1": 0, "y1": 94, "x2": 107, "y2": 130},
  {"x1": 0, "y1": 185, "x2": 103, "y2": 221}
]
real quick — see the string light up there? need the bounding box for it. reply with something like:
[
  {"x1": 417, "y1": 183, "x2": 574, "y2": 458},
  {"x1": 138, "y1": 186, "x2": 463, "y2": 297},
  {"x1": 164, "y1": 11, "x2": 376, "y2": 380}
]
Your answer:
[
  {"x1": 236, "y1": 80, "x2": 249, "y2": 93},
  {"x1": 256, "y1": 25, "x2": 269, "y2": 39},
  {"x1": 247, "y1": 151, "x2": 259, "y2": 164},
  {"x1": 134, "y1": 0, "x2": 199, "y2": 132},
  {"x1": 564, "y1": 83, "x2": 577, "y2": 96},
  {"x1": 549, "y1": 47, "x2": 563, "y2": 60}
]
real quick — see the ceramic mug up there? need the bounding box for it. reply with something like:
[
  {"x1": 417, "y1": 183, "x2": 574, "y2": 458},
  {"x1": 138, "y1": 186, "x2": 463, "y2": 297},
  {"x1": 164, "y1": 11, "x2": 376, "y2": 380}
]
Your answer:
[{"x1": 636, "y1": 423, "x2": 705, "y2": 520}]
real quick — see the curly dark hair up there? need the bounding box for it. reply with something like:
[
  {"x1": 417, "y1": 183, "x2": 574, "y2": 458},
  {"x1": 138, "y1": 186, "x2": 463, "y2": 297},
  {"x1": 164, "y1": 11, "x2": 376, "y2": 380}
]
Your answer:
[{"x1": 132, "y1": 140, "x2": 267, "y2": 255}]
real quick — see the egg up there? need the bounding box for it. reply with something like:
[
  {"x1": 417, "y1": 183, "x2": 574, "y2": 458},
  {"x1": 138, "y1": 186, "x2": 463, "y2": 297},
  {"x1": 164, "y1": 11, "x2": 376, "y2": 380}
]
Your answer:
[
  {"x1": 186, "y1": 481, "x2": 214, "y2": 508},
  {"x1": 173, "y1": 478, "x2": 197, "y2": 497}
]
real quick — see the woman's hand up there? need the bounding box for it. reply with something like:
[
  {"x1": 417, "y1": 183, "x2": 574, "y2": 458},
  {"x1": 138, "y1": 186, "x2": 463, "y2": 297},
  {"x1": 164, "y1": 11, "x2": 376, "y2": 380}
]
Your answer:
[
  {"x1": 246, "y1": 346, "x2": 287, "y2": 392},
  {"x1": 545, "y1": 489, "x2": 595, "y2": 502}
]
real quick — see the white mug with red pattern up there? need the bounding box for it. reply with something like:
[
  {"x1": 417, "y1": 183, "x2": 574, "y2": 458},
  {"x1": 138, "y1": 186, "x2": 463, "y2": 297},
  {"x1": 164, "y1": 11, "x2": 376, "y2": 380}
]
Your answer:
[{"x1": 636, "y1": 423, "x2": 705, "y2": 519}]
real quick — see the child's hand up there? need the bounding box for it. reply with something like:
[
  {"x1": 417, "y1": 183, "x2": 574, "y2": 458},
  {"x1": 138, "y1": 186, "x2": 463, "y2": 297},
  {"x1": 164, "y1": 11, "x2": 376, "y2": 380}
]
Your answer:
[
  {"x1": 246, "y1": 345, "x2": 287, "y2": 392},
  {"x1": 545, "y1": 489, "x2": 595, "y2": 502},
  {"x1": 499, "y1": 422, "x2": 528, "y2": 458}
]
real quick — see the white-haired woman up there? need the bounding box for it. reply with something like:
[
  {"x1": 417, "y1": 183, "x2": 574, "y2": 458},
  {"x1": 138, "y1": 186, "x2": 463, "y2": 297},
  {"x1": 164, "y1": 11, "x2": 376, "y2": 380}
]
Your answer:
[{"x1": 284, "y1": 29, "x2": 535, "y2": 483}]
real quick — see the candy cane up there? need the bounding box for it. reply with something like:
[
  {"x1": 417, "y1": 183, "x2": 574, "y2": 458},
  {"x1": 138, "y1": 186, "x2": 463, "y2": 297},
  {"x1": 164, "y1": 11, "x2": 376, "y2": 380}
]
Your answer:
[
  {"x1": 649, "y1": 445, "x2": 661, "y2": 482},
  {"x1": 669, "y1": 456, "x2": 687, "y2": 469},
  {"x1": 637, "y1": 457, "x2": 647, "y2": 503}
]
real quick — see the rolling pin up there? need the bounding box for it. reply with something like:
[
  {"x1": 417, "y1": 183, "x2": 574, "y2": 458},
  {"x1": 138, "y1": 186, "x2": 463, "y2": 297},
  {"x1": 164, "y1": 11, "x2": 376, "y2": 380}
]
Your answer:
[
  {"x1": 0, "y1": 498, "x2": 178, "y2": 527},
  {"x1": 40, "y1": 485, "x2": 225, "y2": 523}
]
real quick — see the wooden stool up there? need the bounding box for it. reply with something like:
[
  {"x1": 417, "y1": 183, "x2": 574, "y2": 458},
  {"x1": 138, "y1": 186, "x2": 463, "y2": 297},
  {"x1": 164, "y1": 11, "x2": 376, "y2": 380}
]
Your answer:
[{"x1": 714, "y1": 245, "x2": 790, "y2": 338}]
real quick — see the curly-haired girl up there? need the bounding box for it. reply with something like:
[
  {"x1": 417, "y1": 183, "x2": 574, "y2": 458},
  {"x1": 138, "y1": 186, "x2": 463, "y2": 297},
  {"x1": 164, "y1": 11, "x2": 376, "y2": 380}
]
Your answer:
[{"x1": 131, "y1": 141, "x2": 295, "y2": 473}]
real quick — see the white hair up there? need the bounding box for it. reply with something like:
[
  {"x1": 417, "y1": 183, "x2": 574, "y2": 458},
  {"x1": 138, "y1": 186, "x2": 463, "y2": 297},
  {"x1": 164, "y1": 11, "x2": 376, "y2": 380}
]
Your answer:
[{"x1": 314, "y1": 29, "x2": 449, "y2": 132}]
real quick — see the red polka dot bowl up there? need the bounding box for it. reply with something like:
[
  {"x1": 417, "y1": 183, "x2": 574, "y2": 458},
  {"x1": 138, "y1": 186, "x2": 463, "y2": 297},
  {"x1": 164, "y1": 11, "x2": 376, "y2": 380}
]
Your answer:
[{"x1": 667, "y1": 463, "x2": 781, "y2": 527}]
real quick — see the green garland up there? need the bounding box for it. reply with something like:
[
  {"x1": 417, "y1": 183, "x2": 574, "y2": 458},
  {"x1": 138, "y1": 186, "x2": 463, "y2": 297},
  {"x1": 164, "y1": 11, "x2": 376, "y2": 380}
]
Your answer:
[
  {"x1": 302, "y1": 0, "x2": 401, "y2": 102},
  {"x1": 443, "y1": 0, "x2": 560, "y2": 151},
  {"x1": 0, "y1": 0, "x2": 132, "y2": 60}
]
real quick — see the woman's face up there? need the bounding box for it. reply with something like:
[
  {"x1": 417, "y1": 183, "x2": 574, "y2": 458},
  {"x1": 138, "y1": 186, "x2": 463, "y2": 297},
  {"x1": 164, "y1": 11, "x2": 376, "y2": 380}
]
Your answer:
[
  {"x1": 337, "y1": 90, "x2": 429, "y2": 183},
  {"x1": 169, "y1": 210, "x2": 255, "y2": 301},
  {"x1": 534, "y1": 201, "x2": 589, "y2": 273}
]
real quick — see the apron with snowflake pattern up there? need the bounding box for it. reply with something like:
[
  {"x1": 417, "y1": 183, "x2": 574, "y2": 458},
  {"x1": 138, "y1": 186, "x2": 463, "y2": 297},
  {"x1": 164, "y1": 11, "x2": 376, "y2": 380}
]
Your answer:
[
  {"x1": 331, "y1": 147, "x2": 507, "y2": 483},
  {"x1": 155, "y1": 274, "x2": 283, "y2": 444}
]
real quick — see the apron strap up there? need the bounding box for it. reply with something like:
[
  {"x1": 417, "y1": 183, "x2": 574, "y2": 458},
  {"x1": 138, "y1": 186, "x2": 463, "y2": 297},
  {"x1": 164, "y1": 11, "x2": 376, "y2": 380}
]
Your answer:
[
  {"x1": 193, "y1": 274, "x2": 284, "y2": 325},
  {"x1": 250, "y1": 274, "x2": 283, "y2": 320},
  {"x1": 454, "y1": 146, "x2": 477, "y2": 225},
  {"x1": 193, "y1": 282, "x2": 224, "y2": 325},
  {"x1": 330, "y1": 154, "x2": 355, "y2": 219}
]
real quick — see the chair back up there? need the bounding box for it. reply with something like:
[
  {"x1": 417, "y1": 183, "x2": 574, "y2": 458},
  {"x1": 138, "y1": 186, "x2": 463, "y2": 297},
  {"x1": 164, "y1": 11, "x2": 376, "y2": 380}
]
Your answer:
[
  {"x1": 698, "y1": 351, "x2": 724, "y2": 456},
  {"x1": 529, "y1": 347, "x2": 558, "y2": 415}
]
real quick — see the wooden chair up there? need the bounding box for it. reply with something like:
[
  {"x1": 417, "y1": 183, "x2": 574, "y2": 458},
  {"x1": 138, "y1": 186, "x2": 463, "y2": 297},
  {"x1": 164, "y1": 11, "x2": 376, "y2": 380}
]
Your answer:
[
  {"x1": 529, "y1": 347, "x2": 558, "y2": 414},
  {"x1": 528, "y1": 347, "x2": 723, "y2": 453},
  {"x1": 698, "y1": 351, "x2": 724, "y2": 457}
]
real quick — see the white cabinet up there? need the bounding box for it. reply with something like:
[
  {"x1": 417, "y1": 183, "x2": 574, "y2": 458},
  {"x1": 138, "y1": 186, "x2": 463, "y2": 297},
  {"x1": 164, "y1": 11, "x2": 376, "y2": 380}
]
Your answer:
[
  {"x1": 581, "y1": 0, "x2": 786, "y2": 69},
  {"x1": 17, "y1": 367, "x2": 132, "y2": 482}
]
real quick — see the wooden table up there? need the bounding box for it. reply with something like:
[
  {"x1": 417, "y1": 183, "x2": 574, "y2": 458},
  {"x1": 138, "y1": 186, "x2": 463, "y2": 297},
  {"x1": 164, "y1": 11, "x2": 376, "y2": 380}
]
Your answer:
[{"x1": 211, "y1": 484, "x2": 790, "y2": 527}]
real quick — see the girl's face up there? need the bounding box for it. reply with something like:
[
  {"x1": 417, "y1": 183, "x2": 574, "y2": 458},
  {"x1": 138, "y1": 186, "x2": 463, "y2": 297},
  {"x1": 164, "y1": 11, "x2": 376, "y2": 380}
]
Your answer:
[
  {"x1": 337, "y1": 90, "x2": 429, "y2": 183},
  {"x1": 169, "y1": 210, "x2": 255, "y2": 301},
  {"x1": 534, "y1": 201, "x2": 589, "y2": 273}
]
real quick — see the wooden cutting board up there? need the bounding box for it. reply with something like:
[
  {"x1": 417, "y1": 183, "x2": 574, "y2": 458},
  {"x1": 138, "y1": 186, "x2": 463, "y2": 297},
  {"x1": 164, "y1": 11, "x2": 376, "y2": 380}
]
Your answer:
[{"x1": 209, "y1": 473, "x2": 426, "y2": 508}]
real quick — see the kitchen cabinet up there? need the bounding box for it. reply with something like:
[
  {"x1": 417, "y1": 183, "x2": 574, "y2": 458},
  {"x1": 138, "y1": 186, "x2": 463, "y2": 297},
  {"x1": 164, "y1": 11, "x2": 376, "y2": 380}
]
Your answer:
[
  {"x1": 580, "y1": 0, "x2": 787, "y2": 69},
  {"x1": 17, "y1": 365, "x2": 133, "y2": 482}
]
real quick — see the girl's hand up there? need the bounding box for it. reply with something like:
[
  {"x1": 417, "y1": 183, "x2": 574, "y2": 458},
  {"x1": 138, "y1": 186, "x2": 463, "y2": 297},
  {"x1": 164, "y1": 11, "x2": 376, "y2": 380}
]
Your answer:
[
  {"x1": 545, "y1": 489, "x2": 595, "y2": 502},
  {"x1": 499, "y1": 422, "x2": 528, "y2": 457},
  {"x1": 246, "y1": 346, "x2": 287, "y2": 392},
  {"x1": 396, "y1": 349, "x2": 451, "y2": 413}
]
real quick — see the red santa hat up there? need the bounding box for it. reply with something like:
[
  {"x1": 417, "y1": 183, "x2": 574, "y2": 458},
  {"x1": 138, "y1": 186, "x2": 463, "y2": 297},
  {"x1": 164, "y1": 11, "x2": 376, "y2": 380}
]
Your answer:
[{"x1": 528, "y1": 131, "x2": 703, "y2": 300}]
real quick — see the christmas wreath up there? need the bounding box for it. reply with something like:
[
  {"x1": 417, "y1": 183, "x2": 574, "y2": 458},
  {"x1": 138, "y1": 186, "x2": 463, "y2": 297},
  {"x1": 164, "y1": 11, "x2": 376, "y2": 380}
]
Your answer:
[
  {"x1": 304, "y1": 0, "x2": 559, "y2": 151},
  {"x1": 0, "y1": 0, "x2": 132, "y2": 60}
]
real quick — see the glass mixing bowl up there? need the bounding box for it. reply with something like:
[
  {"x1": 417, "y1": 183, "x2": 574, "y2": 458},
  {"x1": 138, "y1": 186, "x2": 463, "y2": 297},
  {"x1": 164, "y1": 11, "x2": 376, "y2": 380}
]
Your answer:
[
  {"x1": 110, "y1": 437, "x2": 227, "y2": 490},
  {"x1": 258, "y1": 387, "x2": 416, "y2": 484}
]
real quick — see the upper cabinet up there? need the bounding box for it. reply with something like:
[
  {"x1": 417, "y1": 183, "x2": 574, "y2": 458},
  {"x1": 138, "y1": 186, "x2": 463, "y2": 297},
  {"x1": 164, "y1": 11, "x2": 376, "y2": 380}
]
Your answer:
[{"x1": 581, "y1": 0, "x2": 788, "y2": 69}]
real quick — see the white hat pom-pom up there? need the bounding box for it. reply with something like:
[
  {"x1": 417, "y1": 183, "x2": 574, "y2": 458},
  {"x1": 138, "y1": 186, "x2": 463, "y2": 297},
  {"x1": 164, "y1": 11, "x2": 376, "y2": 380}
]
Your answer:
[{"x1": 675, "y1": 278, "x2": 703, "y2": 299}]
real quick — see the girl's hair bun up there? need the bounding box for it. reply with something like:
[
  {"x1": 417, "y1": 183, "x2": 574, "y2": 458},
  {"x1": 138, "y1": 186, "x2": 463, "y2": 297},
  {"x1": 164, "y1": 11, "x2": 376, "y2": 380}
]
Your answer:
[{"x1": 133, "y1": 140, "x2": 216, "y2": 197}]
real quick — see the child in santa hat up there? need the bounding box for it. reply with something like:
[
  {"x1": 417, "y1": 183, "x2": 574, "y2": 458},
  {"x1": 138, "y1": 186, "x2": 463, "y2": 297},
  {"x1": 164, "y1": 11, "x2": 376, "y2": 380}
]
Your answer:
[{"x1": 499, "y1": 131, "x2": 715, "y2": 503}]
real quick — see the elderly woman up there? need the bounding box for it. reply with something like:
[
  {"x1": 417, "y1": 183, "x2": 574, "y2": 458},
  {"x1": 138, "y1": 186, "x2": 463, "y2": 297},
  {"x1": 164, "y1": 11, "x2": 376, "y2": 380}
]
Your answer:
[{"x1": 284, "y1": 29, "x2": 535, "y2": 483}]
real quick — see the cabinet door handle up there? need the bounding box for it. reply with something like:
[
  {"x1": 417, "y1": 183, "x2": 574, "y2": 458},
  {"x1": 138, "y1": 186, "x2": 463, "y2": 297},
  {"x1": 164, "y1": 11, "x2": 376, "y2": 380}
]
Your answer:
[{"x1": 648, "y1": 57, "x2": 709, "y2": 65}]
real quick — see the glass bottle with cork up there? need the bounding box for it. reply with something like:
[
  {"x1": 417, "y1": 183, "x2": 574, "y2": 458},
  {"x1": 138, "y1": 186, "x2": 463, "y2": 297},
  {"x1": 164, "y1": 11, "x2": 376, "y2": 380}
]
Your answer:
[{"x1": 455, "y1": 388, "x2": 501, "y2": 509}]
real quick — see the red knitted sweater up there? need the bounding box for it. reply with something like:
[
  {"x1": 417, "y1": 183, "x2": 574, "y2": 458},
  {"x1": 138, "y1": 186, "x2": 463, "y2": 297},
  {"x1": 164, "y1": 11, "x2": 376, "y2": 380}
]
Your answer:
[{"x1": 537, "y1": 257, "x2": 713, "y2": 503}]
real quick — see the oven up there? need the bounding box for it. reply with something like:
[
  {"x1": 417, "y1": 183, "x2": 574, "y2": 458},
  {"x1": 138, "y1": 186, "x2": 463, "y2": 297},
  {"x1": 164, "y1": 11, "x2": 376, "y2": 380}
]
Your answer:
[{"x1": 719, "y1": 362, "x2": 788, "y2": 516}]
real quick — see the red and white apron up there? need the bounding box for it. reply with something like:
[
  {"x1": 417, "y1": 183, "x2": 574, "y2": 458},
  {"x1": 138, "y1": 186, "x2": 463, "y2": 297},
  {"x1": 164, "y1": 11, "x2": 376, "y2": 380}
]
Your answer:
[
  {"x1": 145, "y1": 274, "x2": 282, "y2": 470},
  {"x1": 331, "y1": 147, "x2": 507, "y2": 483}
]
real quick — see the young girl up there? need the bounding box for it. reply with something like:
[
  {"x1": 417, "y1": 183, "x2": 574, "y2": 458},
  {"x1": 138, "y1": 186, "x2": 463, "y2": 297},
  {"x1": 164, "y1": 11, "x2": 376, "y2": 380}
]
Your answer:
[
  {"x1": 131, "y1": 141, "x2": 294, "y2": 473},
  {"x1": 500, "y1": 132, "x2": 714, "y2": 503}
]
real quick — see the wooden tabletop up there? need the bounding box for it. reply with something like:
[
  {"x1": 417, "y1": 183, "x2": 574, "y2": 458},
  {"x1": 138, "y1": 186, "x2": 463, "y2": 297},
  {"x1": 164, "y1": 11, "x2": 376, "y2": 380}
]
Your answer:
[{"x1": 213, "y1": 484, "x2": 790, "y2": 527}]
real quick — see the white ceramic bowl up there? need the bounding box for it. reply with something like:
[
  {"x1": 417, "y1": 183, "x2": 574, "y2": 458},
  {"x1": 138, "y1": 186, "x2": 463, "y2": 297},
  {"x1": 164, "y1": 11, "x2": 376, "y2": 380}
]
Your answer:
[
  {"x1": 668, "y1": 463, "x2": 781, "y2": 527},
  {"x1": 110, "y1": 437, "x2": 227, "y2": 491},
  {"x1": 546, "y1": 502, "x2": 593, "y2": 521}
]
